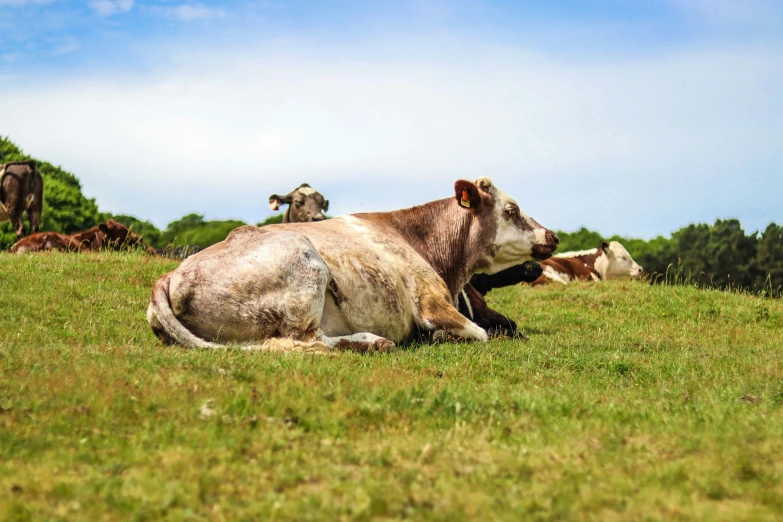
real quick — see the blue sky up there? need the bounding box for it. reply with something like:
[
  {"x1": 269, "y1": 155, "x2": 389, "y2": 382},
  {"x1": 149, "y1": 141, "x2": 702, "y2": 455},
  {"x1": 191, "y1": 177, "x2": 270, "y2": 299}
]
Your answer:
[{"x1": 1, "y1": 0, "x2": 782, "y2": 238}]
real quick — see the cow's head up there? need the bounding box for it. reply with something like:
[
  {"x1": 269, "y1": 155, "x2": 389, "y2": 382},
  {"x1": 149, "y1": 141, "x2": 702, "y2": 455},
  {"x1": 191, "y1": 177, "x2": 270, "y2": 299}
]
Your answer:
[
  {"x1": 268, "y1": 183, "x2": 329, "y2": 223},
  {"x1": 456, "y1": 178, "x2": 558, "y2": 274},
  {"x1": 598, "y1": 241, "x2": 644, "y2": 280},
  {"x1": 99, "y1": 219, "x2": 157, "y2": 254}
]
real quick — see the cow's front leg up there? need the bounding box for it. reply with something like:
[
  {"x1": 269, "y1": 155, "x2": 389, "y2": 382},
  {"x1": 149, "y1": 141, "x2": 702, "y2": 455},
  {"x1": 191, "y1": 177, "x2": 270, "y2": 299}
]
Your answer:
[
  {"x1": 417, "y1": 292, "x2": 489, "y2": 342},
  {"x1": 321, "y1": 333, "x2": 397, "y2": 353},
  {"x1": 11, "y1": 214, "x2": 25, "y2": 240}
]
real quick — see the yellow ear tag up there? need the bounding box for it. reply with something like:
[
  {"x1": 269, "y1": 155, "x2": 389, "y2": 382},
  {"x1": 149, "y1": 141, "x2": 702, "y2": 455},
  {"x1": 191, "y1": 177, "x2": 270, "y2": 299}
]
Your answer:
[{"x1": 460, "y1": 188, "x2": 471, "y2": 208}]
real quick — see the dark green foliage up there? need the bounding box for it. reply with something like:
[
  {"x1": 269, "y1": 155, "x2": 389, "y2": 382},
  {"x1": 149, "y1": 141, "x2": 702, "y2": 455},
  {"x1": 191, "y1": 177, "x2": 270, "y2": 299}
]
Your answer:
[
  {"x1": 159, "y1": 213, "x2": 246, "y2": 249},
  {"x1": 554, "y1": 227, "x2": 604, "y2": 253},
  {"x1": 755, "y1": 223, "x2": 783, "y2": 294},
  {"x1": 257, "y1": 214, "x2": 283, "y2": 226}
]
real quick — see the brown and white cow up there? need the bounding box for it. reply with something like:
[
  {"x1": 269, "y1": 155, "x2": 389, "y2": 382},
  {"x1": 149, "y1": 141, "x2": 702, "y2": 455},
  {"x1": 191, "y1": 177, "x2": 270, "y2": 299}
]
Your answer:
[
  {"x1": 532, "y1": 241, "x2": 643, "y2": 285},
  {"x1": 148, "y1": 178, "x2": 559, "y2": 352},
  {"x1": 268, "y1": 183, "x2": 329, "y2": 223},
  {"x1": 10, "y1": 219, "x2": 156, "y2": 254},
  {"x1": 0, "y1": 161, "x2": 43, "y2": 239}
]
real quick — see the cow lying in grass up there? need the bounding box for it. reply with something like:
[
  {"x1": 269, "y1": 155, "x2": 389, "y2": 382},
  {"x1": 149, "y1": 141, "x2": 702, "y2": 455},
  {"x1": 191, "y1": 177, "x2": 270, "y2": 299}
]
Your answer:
[
  {"x1": 9, "y1": 219, "x2": 156, "y2": 254},
  {"x1": 271, "y1": 182, "x2": 541, "y2": 340},
  {"x1": 148, "y1": 178, "x2": 559, "y2": 352},
  {"x1": 532, "y1": 241, "x2": 643, "y2": 284}
]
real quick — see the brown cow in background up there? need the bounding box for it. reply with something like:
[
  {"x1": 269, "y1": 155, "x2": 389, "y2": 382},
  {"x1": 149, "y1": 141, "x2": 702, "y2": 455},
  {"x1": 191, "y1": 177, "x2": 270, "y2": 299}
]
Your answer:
[
  {"x1": 268, "y1": 183, "x2": 329, "y2": 223},
  {"x1": 0, "y1": 160, "x2": 43, "y2": 239},
  {"x1": 10, "y1": 219, "x2": 156, "y2": 254}
]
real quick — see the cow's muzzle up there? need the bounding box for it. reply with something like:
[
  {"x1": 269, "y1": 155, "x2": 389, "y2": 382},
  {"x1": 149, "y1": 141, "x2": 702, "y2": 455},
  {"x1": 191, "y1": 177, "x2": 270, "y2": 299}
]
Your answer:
[
  {"x1": 312, "y1": 213, "x2": 326, "y2": 222},
  {"x1": 532, "y1": 230, "x2": 559, "y2": 261}
]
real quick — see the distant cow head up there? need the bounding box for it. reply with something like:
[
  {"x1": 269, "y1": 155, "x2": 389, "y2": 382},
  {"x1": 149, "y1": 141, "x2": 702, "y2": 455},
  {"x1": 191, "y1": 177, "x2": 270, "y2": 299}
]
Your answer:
[
  {"x1": 598, "y1": 241, "x2": 643, "y2": 280},
  {"x1": 268, "y1": 183, "x2": 329, "y2": 223},
  {"x1": 457, "y1": 178, "x2": 558, "y2": 274},
  {"x1": 99, "y1": 219, "x2": 156, "y2": 254}
]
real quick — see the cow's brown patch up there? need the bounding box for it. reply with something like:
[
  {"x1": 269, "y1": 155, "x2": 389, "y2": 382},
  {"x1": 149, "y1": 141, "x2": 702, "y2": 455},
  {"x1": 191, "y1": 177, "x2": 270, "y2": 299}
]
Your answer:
[
  {"x1": 360, "y1": 189, "x2": 498, "y2": 298},
  {"x1": 531, "y1": 253, "x2": 603, "y2": 285}
]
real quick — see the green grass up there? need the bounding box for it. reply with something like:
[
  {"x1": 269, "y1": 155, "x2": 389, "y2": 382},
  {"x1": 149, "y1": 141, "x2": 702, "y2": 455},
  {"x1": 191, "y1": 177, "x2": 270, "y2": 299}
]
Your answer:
[{"x1": 1, "y1": 253, "x2": 782, "y2": 521}]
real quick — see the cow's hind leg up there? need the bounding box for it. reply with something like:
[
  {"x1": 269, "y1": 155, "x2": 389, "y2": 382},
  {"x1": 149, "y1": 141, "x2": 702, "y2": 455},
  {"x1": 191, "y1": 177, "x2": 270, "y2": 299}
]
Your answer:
[
  {"x1": 417, "y1": 291, "x2": 489, "y2": 342},
  {"x1": 11, "y1": 213, "x2": 25, "y2": 239},
  {"x1": 28, "y1": 205, "x2": 41, "y2": 235}
]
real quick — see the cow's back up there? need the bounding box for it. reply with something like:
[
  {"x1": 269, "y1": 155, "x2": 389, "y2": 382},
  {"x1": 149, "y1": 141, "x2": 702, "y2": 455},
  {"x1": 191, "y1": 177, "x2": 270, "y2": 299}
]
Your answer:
[
  {"x1": 531, "y1": 257, "x2": 600, "y2": 284},
  {"x1": 9, "y1": 232, "x2": 72, "y2": 253}
]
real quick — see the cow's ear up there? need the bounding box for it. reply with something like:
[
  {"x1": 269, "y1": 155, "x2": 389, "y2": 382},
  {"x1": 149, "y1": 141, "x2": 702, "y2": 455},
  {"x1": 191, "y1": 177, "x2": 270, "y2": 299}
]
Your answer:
[
  {"x1": 601, "y1": 241, "x2": 610, "y2": 254},
  {"x1": 269, "y1": 194, "x2": 291, "y2": 211},
  {"x1": 454, "y1": 180, "x2": 481, "y2": 210},
  {"x1": 322, "y1": 200, "x2": 329, "y2": 212},
  {"x1": 99, "y1": 223, "x2": 110, "y2": 233}
]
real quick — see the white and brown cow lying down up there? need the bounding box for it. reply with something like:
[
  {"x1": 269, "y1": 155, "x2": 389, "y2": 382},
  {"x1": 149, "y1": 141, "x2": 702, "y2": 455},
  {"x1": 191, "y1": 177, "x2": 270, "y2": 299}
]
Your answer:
[
  {"x1": 531, "y1": 241, "x2": 643, "y2": 285},
  {"x1": 9, "y1": 219, "x2": 156, "y2": 254},
  {"x1": 148, "y1": 178, "x2": 559, "y2": 352}
]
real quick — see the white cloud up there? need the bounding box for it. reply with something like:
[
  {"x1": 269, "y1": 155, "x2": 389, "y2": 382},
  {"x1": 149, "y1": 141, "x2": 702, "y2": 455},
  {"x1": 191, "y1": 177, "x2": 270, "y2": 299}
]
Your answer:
[
  {"x1": 90, "y1": 0, "x2": 133, "y2": 17},
  {"x1": 51, "y1": 37, "x2": 81, "y2": 56},
  {"x1": 148, "y1": 3, "x2": 227, "y2": 22},
  {"x1": 0, "y1": 39, "x2": 781, "y2": 237}
]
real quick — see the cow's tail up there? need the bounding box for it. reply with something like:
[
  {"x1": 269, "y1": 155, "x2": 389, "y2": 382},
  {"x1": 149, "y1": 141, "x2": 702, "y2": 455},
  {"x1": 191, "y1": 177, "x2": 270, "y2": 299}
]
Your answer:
[
  {"x1": 147, "y1": 275, "x2": 221, "y2": 349},
  {"x1": 147, "y1": 275, "x2": 330, "y2": 353}
]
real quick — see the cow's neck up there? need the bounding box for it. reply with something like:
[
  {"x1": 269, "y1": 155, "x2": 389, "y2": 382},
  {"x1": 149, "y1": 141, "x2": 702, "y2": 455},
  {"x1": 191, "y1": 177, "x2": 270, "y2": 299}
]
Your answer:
[{"x1": 372, "y1": 198, "x2": 483, "y2": 298}]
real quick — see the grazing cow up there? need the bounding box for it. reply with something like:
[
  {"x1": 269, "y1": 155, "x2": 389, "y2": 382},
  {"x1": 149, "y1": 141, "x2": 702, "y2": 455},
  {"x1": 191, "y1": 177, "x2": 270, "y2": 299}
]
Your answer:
[
  {"x1": 457, "y1": 261, "x2": 544, "y2": 338},
  {"x1": 532, "y1": 241, "x2": 643, "y2": 285},
  {"x1": 0, "y1": 160, "x2": 43, "y2": 239},
  {"x1": 268, "y1": 183, "x2": 329, "y2": 223},
  {"x1": 10, "y1": 219, "x2": 156, "y2": 254},
  {"x1": 148, "y1": 178, "x2": 559, "y2": 352}
]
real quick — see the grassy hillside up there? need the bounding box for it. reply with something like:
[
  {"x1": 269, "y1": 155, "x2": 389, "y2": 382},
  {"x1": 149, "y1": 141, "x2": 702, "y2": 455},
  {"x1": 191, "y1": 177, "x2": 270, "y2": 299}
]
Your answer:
[{"x1": 1, "y1": 253, "x2": 782, "y2": 520}]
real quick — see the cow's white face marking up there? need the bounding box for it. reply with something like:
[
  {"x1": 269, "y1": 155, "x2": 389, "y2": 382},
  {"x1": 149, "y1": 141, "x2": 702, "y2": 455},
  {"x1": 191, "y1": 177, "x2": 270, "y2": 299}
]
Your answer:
[
  {"x1": 297, "y1": 186, "x2": 317, "y2": 196},
  {"x1": 595, "y1": 241, "x2": 644, "y2": 280},
  {"x1": 476, "y1": 178, "x2": 550, "y2": 274}
]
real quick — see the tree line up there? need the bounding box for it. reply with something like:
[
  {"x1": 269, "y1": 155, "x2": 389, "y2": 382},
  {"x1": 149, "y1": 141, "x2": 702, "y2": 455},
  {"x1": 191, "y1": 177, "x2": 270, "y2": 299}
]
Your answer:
[{"x1": 2, "y1": 137, "x2": 780, "y2": 295}]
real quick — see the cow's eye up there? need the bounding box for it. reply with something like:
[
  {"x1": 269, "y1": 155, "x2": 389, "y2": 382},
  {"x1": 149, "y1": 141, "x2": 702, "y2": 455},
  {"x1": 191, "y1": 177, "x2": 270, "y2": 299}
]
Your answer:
[{"x1": 505, "y1": 207, "x2": 518, "y2": 218}]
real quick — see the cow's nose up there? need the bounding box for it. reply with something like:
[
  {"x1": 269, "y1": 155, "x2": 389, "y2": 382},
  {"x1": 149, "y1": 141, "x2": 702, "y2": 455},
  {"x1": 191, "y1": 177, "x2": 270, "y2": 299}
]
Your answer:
[
  {"x1": 549, "y1": 231, "x2": 560, "y2": 248},
  {"x1": 312, "y1": 214, "x2": 325, "y2": 222}
]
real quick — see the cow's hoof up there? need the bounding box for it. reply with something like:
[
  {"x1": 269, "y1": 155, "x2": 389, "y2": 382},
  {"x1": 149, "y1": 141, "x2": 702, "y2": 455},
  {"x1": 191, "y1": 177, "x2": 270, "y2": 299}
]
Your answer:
[
  {"x1": 334, "y1": 337, "x2": 397, "y2": 354},
  {"x1": 372, "y1": 338, "x2": 398, "y2": 353},
  {"x1": 430, "y1": 330, "x2": 449, "y2": 344},
  {"x1": 487, "y1": 327, "x2": 527, "y2": 341}
]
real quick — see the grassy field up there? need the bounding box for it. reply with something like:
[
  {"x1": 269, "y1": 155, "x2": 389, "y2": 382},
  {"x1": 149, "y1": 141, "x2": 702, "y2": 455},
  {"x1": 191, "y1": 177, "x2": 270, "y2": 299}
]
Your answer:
[{"x1": 1, "y1": 252, "x2": 782, "y2": 521}]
